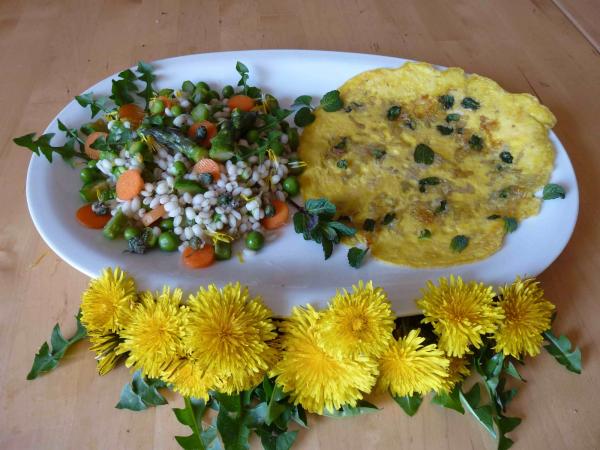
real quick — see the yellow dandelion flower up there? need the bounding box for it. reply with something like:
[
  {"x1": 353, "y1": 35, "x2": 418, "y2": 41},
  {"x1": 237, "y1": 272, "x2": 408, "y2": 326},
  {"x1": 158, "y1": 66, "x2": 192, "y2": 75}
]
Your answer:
[
  {"x1": 439, "y1": 357, "x2": 471, "y2": 393},
  {"x1": 493, "y1": 277, "x2": 555, "y2": 357},
  {"x1": 118, "y1": 287, "x2": 187, "y2": 378},
  {"x1": 87, "y1": 329, "x2": 123, "y2": 375},
  {"x1": 416, "y1": 276, "x2": 504, "y2": 357},
  {"x1": 80, "y1": 267, "x2": 136, "y2": 333},
  {"x1": 377, "y1": 329, "x2": 449, "y2": 397},
  {"x1": 318, "y1": 281, "x2": 395, "y2": 358},
  {"x1": 184, "y1": 283, "x2": 278, "y2": 394},
  {"x1": 162, "y1": 358, "x2": 217, "y2": 400},
  {"x1": 272, "y1": 306, "x2": 378, "y2": 414}
]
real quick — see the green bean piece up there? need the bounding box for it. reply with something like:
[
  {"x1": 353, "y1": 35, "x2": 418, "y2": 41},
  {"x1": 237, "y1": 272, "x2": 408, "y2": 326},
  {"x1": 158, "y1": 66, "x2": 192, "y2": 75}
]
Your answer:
[
  {"x1": 160, "y1": 218, "x2": 175, "y2": 230},
  {"x1": 170, "y1": 104, "x2": 183, "y2": 116},
  {"x1": 174, "y1": 179, "x2": 207, "y2": 195},
  {"x1": 171, "y1": 160, "x2": 187, "y2": 177},
  {"x1": 103, "y1": 209, "x2": 128, "y2": 240},
  {"x1": 181, "y1": 80, "x2": 195, "y2": 94},
  {"x1": 80, "y1": 167, "x2": 101, "y2": 183},
  {"x1": 124, "y1": 226, "x2": 141, "y2": 240},
  {"x1": 215, "y1": 240, "x2": 233, "y2": 260},
  {"x1": 191, "y1": 104, "x2": 210, "y2": 122},
  {"x1": 149, "y1": 99, "x2": 165, "y2": 115},
  {"x1": 246, "y1": 129, "x2": 259, "y2": 143},
  {"x1": 79, "y1": 179, "x2": 109, "y2": 202}
]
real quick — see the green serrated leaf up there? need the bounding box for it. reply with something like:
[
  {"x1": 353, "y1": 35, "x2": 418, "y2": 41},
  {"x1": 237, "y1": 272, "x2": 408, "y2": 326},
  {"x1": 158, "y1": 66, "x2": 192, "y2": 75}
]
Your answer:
[
  {"x1": 217, "y1": 396, "x2": 250, "y2": 450},
  {"x1": 393, "y1": 393, "x2": 422, "y2": 416},
  {"x1": 324, "y1": 400, "x2": 380, "y2": 417},
  {"x1": 291, "y1": 405, "x2": 308, "y2": 428},
  {"x1": 75, "y1": 92, "x2": 112, "y2": 118},
  {"x1": 293, "y1": 107, "x2": 315, "y2": 127},
  {"x1": 111, "y1": 69, "x2": 138, "y2": 106},
  {"x1": 347, "y1": 247, "x2": 368, "y2": 268},
  {"x1": 504, "y1": 361, "x2": 525, "y2": 381},
  {"x1": 496, "y1": 415, "x2": 522, "y2": 434},
  {"x1": 498, "y1": 435, "x2": 514, "y2": 450},
  {"x1": 115, "y1": 381, "x2": 148, "y2": 411},
  {"x1": 328, "y1": 221, "x2": 356, "y2": 237},
  {"x1": 543, "y1": 183, "x2": 566, "y2": 200},
  {"x1": 173, "y1": 397, "x2": 210, "y2": 450},
  {"x1": 27, "y1": 312, "x2": 87, "y2": 380},
  {"x1": 305, "y1": 198, "x2": 336, "y2": 217},
  {"x1": 414, "y1": 143, "x2": 435, "y2": 165},
  {"x1": 459, "y1": 384, "x2": 496, "y2": 438},
  {"x1": 543, "y1": 329, "x2": 582, "y2": 374},
  {"x1": 246, "y1": 402, "x2": 268, "y2": 428},
  {"x1": 14, "y1": 131, "x2": 84, "y2": 164},
  {"x1": 276, "y1": 431, "x2": 298, "y2": 450},
  {"x1": 136, "y1": 61, "x2": 156, "y2": 108},
  {"x1": 115, "y1": 370, "x2": 167, "y2": 411},
  {"x1": 320, "y1": 90, "x2": 343, "y2": 112},
  {"x1": 431, "y1": 386, "x2": 464, "y2": 414},
  {"x1": 266, "y1": 384, "x2": 287, "y2": 425}
]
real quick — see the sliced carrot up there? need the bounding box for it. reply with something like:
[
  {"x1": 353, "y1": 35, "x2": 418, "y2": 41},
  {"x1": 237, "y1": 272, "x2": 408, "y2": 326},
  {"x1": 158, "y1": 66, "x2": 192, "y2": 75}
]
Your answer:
[
  {"x1": 158, "y1": 95, "x2": 174, "y2": 109},
  {"x1": 84, "y1": 131, "x2": 107, "y2": 160},
  {"x1": 76, "y1": 204, "x2": 112, "y2": 229},
  {"x1": 193, "y1": 158, "x2": 221, "y2": 181},
  {"x1": 182, "y1": 245, "x2": 215, "y2": 269},
  {"x1": 142, "y1": 204, "x2": 166, "y2": 226},
  {"x1": 228, "y1": 95, "x2": 255, "y2": 112},
  {"x1": 118, "y1": 103, "x2": 145, "y2": 129},
  {"x1": 261, "y1": 199, "x2": 289, "y2": 230},
  {"x1": 188, "y1": 120, "x2": 217, "y2": 147},
  {"x1": 116, "y1": 169, "x2": 144, "y2": 200}
]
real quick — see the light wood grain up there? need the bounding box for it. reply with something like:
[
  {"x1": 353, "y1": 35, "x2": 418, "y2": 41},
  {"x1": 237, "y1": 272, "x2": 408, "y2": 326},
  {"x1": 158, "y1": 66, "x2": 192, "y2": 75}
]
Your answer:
[
  {"x1": 553, "y1": 0, "x2": 600, "y2": 52},
  {"x1": 1, "y1": 0, "x2": 599, "y2": 449}
]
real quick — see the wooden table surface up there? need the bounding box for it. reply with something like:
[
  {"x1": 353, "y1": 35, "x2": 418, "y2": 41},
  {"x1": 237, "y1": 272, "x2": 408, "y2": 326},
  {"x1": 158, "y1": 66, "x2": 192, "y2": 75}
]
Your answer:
[{"x1": 1, "y1": 0, "x2": 599, "y2": 449}]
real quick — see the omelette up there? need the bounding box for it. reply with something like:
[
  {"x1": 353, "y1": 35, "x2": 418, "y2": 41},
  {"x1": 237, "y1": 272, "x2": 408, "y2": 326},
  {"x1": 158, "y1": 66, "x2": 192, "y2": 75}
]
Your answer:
[{"x1": 298, "y1": 62, "x2": 556, "y2": 267}]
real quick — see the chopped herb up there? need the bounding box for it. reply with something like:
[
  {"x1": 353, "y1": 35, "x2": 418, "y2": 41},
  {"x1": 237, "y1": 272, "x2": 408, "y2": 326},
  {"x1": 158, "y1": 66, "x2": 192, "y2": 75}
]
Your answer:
[
  {"x1": 436, "y1": 125, "x2": 453, "y2": 135},
  {"x1": 320, "y1": 90, "x2": 344, "y2": 112},
  {"x1": 199, "y1": 173, "x2": 213, "y2": 185},
  {"x1": 217, "y1": 193, "x2": 233, "y2": 206},
  {"x1": 500, "y1": 151, "x2": 513, "y2": 164},
  {"x1": 543, "y1": 183, "x2": 566, "y2": 200},
  {"x1": 434, "y1": 200, "x2": 447, "y2": 215},
  {"x1": 456, "y1": 127, "x2": 464, "y2": 135},
  {"x1": 348, "y1": 247, "x2": 368, "y2": 268},
  {"x1": 363, "y1": 218, "x2": 376, "y2": 232},
  {"x1": 387, "y1": 105, "x2": 402, "y2": 121},
  {"x1": 418, "y1": 177, "x2": 441, "y2": 193},
  {"x1": 438, "y1": 95, "x2": 455, "y2": 110},
  {"x1": 499, "y1": 188, "x2": 511, "y2": 199},
  {"x1": 503, "y1": 217, "x2": 518, "y2": 233},
  {"x1": 264, "y1": 204, "x2": 275, "y2": 218},
  {"x1": 404, "y1": 118, "x2": 417, "y2": 130},
  {"x1": 450, "y1": 235, "x2": 469, "y2": 252},
  {"x1": 461, "y1": 97, "x2": 480, "y2": 110},
  {"x1": 337, "y1": 159, "x2": 348, "y2": 169},
  {"x1": 419, "y1": 229, "x2": 432, "y2": 239},
  {"x1": 372, "y1": 149, "x2": 386, "y2": 160},
  {"x1": 344, "y1": 101, "x2": 363, "y2": 112},
  {"x1": 291, "y1": 95, "x2": 312, "y2": 108},
  {"x1": 414, "y1": 144, "x2": 435, "y2": 165},
  {"x1": 382, "y1": 212, "x2": 396, "y2": 225},
  {"x1": 446, "y1": 113, "x2": 460, "y2": 122},
  {"x1": 468, "y1": 134, "x2": 484, "y2": 151},
  {"x1": 334, "y1": 137, "x2": 347, "y2": 150},
  {"x1": 487, "y1": 214, "x2": 501, "y2": 220}
]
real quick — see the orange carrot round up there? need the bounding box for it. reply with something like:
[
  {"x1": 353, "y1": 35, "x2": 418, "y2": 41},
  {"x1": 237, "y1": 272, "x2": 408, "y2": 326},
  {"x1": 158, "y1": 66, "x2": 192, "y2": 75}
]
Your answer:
[
  {"x1": 228, "y1": 95, "x2": 255, "y2": 112},
  {"x1": 193, "y1": 158, "x2": 221, "y2": 181},
  {"x1": 116, "y1": 169, "x2": 144, "y2": 200},
  {"x1": 76, "y1": 204, "x2": 112, "y2": 229},
  {"x1": 182, "y1": 245, "x2": 215, "y2": 269},
  {"x1": 142, "y1": 204, "x2": 166, "y2": 226},
  {"x1": 84, "y1": 131, "x2": 107, "y2": 160},
  {"x1": 118, "y1": 103, "x2": 145, "y2": 129},
  {"x1": 188, "y1": 121, "x2": 217, "y2": 147},
  {"x1": 261, "y1": 199, "x2": 289, "y2": 229},
  {"x1": 158, "y1": 95, "x2": 174, "y2": 109}
]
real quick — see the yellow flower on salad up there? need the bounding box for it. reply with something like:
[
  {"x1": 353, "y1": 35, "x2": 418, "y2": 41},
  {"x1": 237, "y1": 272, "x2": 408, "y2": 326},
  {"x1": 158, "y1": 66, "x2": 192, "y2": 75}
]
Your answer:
[
  {"x1": 318, "y1": 281, "x2": 395, "y2": 358},
  {"x1": 272, "y1": 305, "x2": 378, "y2": 414},
  {"x1": 183, "y1": 283, "x2": 278, "y2": 394},
  {"x1": 87, "y1": 330, "x2": 123, "y2": 376},
  {"x1": 439, "y1": 357, "x2": 471, "y2": 393},
  {"x1": 377, "y1": 329, "x2": 449, "y2": 397},
  {"x1": 493, "y1": 277, "x2": 555, "y2": 357},
  {"x1": 80, "y1": 267, "x2": 136, "y2": 333},
  {"x1": 118, "y1": 287, "x2": 187, "y2": 379},
  {"x1": 163, "y1": 358, "x2": 216, "y2": 400},
  {"x1": 417, "y1": 276, "x2": 504, "y2": 357}
]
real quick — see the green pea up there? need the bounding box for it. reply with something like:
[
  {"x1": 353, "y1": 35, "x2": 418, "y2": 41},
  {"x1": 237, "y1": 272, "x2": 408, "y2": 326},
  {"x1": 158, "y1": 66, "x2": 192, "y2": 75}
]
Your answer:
[
  {"x1": 246, "y1": 129, "x2": 259, "y2": 144},
  {"x1": 192, "y1": 87, "x2": 208, "y2": 104},
  {"x1": 87, "y1": 160, "x2": 98, "y2": 168},
  {"x1": 182, "y1": 80, "x2": 195, "y2": 94},
  {"x1": 149, "y1": 99, "x2": 165, "y2": 115},
  {"x1": 160, "y1": 218, "x2": 175, "y2": 231},
  {"x1": 172, "y1": 160, "x2": 187, "y2": 177},
  {"x1": 170, "y1": 104, "x2": 183, "y2": 116},
  {"x1": 191, "y1": 104, "x2": 210, "y2": 122},
  {"x1": 196, "y1": 81, "x2": 210, "y2": 91},
  {"x1": 158, "y1": 231, "x2": 179, "y2": 251},
  {"x1": 129, "y1": 140, "x2": 147, "y2": 155},
  {"x1": 215, "y1": 240, "x2": 232, "y2": 260},
  {"x1": 158, "y1": 88, "x2": 174, "y2": 97},
  {"x1": 222, "y1": 85, "x2": 234, "y2": 98},
  {"x1": 80, "y1": 167, "x2": 101, "y2": 183},
  {"x1": 112, "y1": 166, "x2": 127, "y2": 177},
  {"x1": 282, "y1": 176, "x2": 300, "y2": 196},
  {"x1": 270, "y1": 140, "x2": 284, "y2": 156},
  {"x1": 124, "y1": 226, "x2": 141, "y2": 241},
  {"x1": 245, "y1": 231, "x2": 265, "y2": 251},
  {"x1": 207, "y1": 90, "x2": 220, "y2": 101}
]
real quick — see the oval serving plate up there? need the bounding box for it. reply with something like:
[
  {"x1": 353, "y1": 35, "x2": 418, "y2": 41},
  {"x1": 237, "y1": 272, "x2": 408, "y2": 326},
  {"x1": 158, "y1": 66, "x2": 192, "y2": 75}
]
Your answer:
[{"x1": 26, "y1": 50, "x2": 579, "y2": 316}]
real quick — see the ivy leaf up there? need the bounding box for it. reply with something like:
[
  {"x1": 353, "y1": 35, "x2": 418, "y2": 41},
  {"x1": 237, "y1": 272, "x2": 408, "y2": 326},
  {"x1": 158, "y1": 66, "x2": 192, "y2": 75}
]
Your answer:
[
  {"x1": 136, "y1": 61, "x2": 156, "y2": 109},
  {"x1": 291, "y1": 95, "x2": 312, "y2": 108},
  {"x1": 542, "y1": 329, "x2": 582, "y2": 374},
  {"x1": 414, "y1": 143, "x2": 435, "y2": 165},
  {"x1": 393, "y1": 393, "x2": 422, "y2": 416},
  {"x1": 13, "y1": 132, "x2": 82, "y2": 164},
  {"x1": 324, "y1": 400, "x2": 380, "y2": 417},
  {"x1": 107, "y1": 121, "x2": 135, "y2": 146},
  {"x1": 75, "y1": 92, "x2": 112, "y2": 118},
  {"x1": 173, "y1": 397, "x2": 211, "y2": 450},
  {"x1": 27, "y1": 312, "x2": 87, "y2": 380},
  {"x1": 431, "y1": 386, "x2": 464, "y2": 414},
  {"x1": 115, "y1": 370, "x2": 168, "y2": 411},
  {"x1": 320, "y1": 90, "x2": 343, "y2": 112},
  {"x1": 459, "y1": 384, "x2": 496, "y2": 438},
  {"x1": 56, "y1": 118, "x2": 84, "y2": 147},
  {"x1": 111, "y1": 69, "x2": 138, "y2": 106},
  {"x1": 348, "y1": 247, "x2": 368, "y2": 268},
  {"x1": 293, "y1": 107, "x2": 315, "y2": 127},
  {"x1": 543, "y1": 183, "x2": 566, "y2": 200}
]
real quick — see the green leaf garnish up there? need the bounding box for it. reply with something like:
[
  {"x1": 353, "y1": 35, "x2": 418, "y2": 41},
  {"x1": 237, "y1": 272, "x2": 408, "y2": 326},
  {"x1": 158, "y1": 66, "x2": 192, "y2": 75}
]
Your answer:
[
  {"x1": 450, "y1": 235, "x2": 469, "y2": 252},
  {"x1": 115, "y1": 370, "x2": 168, "y2": 411},
  {"x1": 461, "y1": 97, "x2": 480, "y2": 110},
  {"x1": 414, "y1": 143, "x2": 435, "y2": 165},
  {"x1": 542, "y1": 183, "x2": 566, "y2": 200},
  {"x1": 329, "y1": 221, "x2": 357, "y2": 237},
  {"x1": 436, "y1": 125, "x2": 453, "y2": 135},
  {"x1": 438, "y1": 95, "x2": 454, "y2": 110},
  {"x1": 468, "y1": 134, "x2": 484, "y2": 151},
  {"x1": 136, "y1": 61, "x2": 156, "y2": 109},
  {"x1": 459, "y1": 384, "x2": 496, "y2": 438},
  {"x1": 431, "y1": 386, "x2": 464, "y2": 413},
  {"x1": 27, "y1": 312, "x2": 86, "y2": 380},
  {"x1": 418, "y1": 176, "x2": 441, "y2": 193},
  {"x1": 382, "y1": 212, "x2": 396, "y2": 225},
  {"x1": 110, "y1": 69, "x2": 138, "y2": 106},
  {"x1": 14, "y1": 132, "x2": 83, "y2": 164},
  {"x1": 372, "y1": 148, "x2": 386, "y2": 160},
  {"x1": 543, "y1": 329, "x2": 582, "y2": 374},
  {"x1": 305, "y1": 198, "x2": 336, "y2": 217},
  {"x1": 173, "y1": 397, "x2": 214, "y2": 450},
  {"x1": 320, "y1": 90, "x2": 343, "y2": 112},
  {"x1": 348, "y1": 247, "x2": 368, "y2": 268},
  {"x1": 500, "y1": 151, "x2": 513, "y2": 164},
  {"x1": 236, "y1": 61, "x2": 250, "y2": 93},
  {"x1": 487, "y1": 214, "x2": 501, "y2": 220},
  {"x1": 393, "y1": 393, "x2": 423, "y2": 416},
  {"x1": 75, "y1": 92, "x2": 112, "y2": 118},
  {"x1": 419, "y1": 229, "x2": 432, "y2": 239},
  {"x1": 337, "y1": 159, "x2": 348, "y2": 169},
  {"x1": 294, "y1": 107, "x2": 315, "y2": 127},
  {"x1": 387, "y1": 105, "x2": 402, "y2": 120},
  {"x1": 291, "y1": 95, "x2": 312, "y2": 108},
  {"x1": 503, "y1": 217, "x2": 518, "y2": 233},
  {"x1": 434, "y1": 199, "x2": 447, "y2": 215},
  {"x1": 446, "y1": 113, "x2": 461, "y2": 122},
  {"x1": 363, "y1": 218, "x2": 375, "y2": 232}
]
